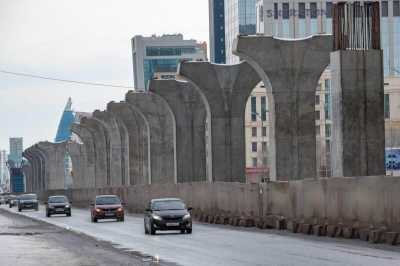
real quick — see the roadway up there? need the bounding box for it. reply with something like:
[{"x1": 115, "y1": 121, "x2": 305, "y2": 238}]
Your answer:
[{"x1": 1, "y1": 204, "x2": 400, "y2": 266}]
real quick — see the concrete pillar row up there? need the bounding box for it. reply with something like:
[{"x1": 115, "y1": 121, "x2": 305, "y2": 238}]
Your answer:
[
  {"x1": 66, "y1": 142, "x2": 86, "y2": 189},
  {"x1": 125, "y1": 92, "x2": 175, "y2": 184},
  {"x1": 70, "y1": 123, "x2": 96, "y2": 188},
  {"x1": 26, "y1": 148, "x2": 40, "y2": 192},
  {"x1": 179, "y1": 61, "x2": 261, "y2": 183},
  {"x1": 233, "y1": 35, "x2": 333, "y2": 181},
  {"x1": 29, "y1": 147, "x2": 46, "y2": 191},
  {"x1": 149, "y1": 80, "x2": 207, "y2": 183},
  {"x1": 107, "y1": 101, "x2": 150, "y2": 185},
  {"x1": 80, "y1": 117, "x2": 109, "y2": 187},
  {"x1": 37, "y1": 141, "x2": 67, "y2": 189},
  {"x1": 22, "y1": 152, "x2": 35, "y2": 192},
  {"x1": 92, "y1": 110, "x2": 130, "y2": 187}
]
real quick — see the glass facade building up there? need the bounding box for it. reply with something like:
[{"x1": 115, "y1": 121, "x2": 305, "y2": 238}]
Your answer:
[
  {"x1": 209, "y1": 0, "x2": 226, "y2": 64},
  {"x1": 55, "y1": 98, "x2": 74, "y2": 142}
]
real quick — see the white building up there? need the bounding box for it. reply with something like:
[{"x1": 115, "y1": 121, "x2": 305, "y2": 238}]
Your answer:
[
  {"x1": 131, "y1": 34, "x2": 206, "y2": 91},
  {"x1": 0, "y1": 150, "x2": 10, "y2": 185}
]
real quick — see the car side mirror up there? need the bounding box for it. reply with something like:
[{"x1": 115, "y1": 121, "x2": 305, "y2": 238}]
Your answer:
[
  {"x1": 187, "y1": 207, "x2": 193, "y2": 211},
  {"x1": 91, "y1": 203, "x2": 95, "y2": 206},
  {"x1": 146, "y1": 208, "x2": 151, "y2": 212},
  {"x1": 69, "y1": 202, "x2": 73, "y2": 204},
  {"x1": 44, "y1": 202, "x2": 47, "y2": 204}
]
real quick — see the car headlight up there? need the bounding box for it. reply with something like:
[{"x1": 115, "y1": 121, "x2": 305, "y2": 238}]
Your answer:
[
  {"x1": 183, "y1": 214, "x2": 191, "y2": 220},
  {"x1": 117, "y1": 208, "x2": 123, "y2": 212},
  {"x1": 96, "y1": 208, "x2": 101, "y2": 213},
  {"x1": 153, "y1": 215, "x2": 162, "y2": 221},
  {"x1": 65, "y1": 205, "x2": 70, "y2": 208}
]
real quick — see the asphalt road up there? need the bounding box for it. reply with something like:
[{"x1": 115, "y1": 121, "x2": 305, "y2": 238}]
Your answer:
[{"x1": 1, "y1": 204, "x2": 400, "y2": 266}]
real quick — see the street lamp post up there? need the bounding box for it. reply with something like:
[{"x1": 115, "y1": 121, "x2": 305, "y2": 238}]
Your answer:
[{"x1": 252, "y1": 110, "x2": 269, "y2": 182}]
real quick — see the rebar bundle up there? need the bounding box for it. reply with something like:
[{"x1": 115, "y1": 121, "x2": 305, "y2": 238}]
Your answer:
[{"x1": 333, "y1": 1, "x2": 381, "y2": 51}]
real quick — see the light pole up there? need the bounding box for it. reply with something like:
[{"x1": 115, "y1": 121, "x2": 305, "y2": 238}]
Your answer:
[
  {"x1": 317, "y1": 100, "x2": 328, "y2": 178},
  {"x1": 252, "y1": 110, "x2": 269, "y2": 182}
]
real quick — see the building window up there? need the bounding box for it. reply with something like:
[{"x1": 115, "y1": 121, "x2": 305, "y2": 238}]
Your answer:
[
  {"x1": 325, "y1": 94, "x2": 331, "y2": 119},
  {"x1": 326, "y1": 124, "x2": 332, "y2": 137},
  {"x1": 262, "y1": 127, "x2": 267, "y2": 137},
  {"x1": 385, "y1": 94, "x2": 390, "y2": 118},
  {"x1": 382, "y1": 1, "x2": 388, "y2": 17},
  {"x1": 252, "y1": 142, "x2": 257, "y2": 152},
  {"x1": 252, "y1": 158, "x2": 258, "y2": 167},
  {"x1": 251, "y1": 97, "x2": 257, "y2": 121},
  {"x1": 326, "y1": 140, "x2": 331, "y2": 152},
  {"x1": 261, "y1": 97, "x2": 267, "y2": 121},
  {"x1": 262, "y1": 142, "x2": 267, "y2": 151},
  {"x1": 299, "y1": 3, "x2": 305, "y2": 19},
  {"x1": 316, "y1": 95, "x2": 320, "y2": 105},
  {"x1": 252, "y1": 127, "x2": 257, "y2": 137},
  {"x1": 310, "y1": 3, "x2": 317, "y2": 19},
  {"x1": 395, "y1": 1, "x2": 400, "y2": 17},
  {"x1": 325, "y1": 78, "x2": 331, "y2": 91},
  {"x1": 315, "y1": 111, "x2": 320, "y2": 120},
  {"x1": 316, "y1": 126, "x2": 321, "y2": 136}
]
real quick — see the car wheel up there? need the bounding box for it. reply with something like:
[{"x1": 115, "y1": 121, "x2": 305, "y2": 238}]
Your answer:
[
  {"x1": 144, "y1": 223, "x2": 149, "y2": 234},
  {"x1": 180, "y1": 229, "x2": 186, "y2": 234},
  {"x1": 120, "y1": 217, "x2": 124, "y2": 222},
  {"x1": 35, "y1": 206, "x2": 38, "y2": 211},
  {"x1": 46, "y1": 211, "x2": 50, "y2": 218},
  {"x1": 94, "y1": 218, "x2": 98, "y2": 223},
  {"x1": 91, "y1": 216, "x2": 94, "y2": 222},
  {"x1": 187, "y1": 229, "x2": 192, "y2": 234},
  {"x1": 9, "y1": 205, "x2": 12, "y2": 208},
  {"x1": 67, "y1": 213, "x2": 71, "y2": 217},
  {"x1": 151, "y1": 229, "x2": 156, "y2": 235},
  {"x1": 18, "y1": 208, "x2": 21, "y2": 212}
]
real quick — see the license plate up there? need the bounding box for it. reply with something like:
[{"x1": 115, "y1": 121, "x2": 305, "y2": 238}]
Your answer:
[
  {"x1": 166, "y1": 223, "x2": 179, "y2": 226},
  {"x1": 105, "y1": 213, "x2": 114, "y2": 216},
  {"x1": 26, "y1": 205, "x2": 31, "y2": 208},
  {"x1": 56, "y1": 208, "x2": 63, "y2": 211}
]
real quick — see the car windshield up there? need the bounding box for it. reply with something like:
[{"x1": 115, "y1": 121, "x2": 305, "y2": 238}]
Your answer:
[
  {"x1": 11, "y1": 196, "x2": 20, "y2": 200},
  {"x1": 21, "y1": 195, "x2": 37, "y2": 200},
  {"x1": 96, "y1": 197, "x2": 120, "y2": 205},
  {"x1": 49, "y1": 197, "x2": 69, "y2": 203},
  {"x1": 154, "y1": 200, "x2": 185, "y2": 211}
]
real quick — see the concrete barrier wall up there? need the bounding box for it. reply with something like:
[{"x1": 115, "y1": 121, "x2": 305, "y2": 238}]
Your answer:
[{"x1": 36, "y1": 176, "x2": 400, "y2": 231}]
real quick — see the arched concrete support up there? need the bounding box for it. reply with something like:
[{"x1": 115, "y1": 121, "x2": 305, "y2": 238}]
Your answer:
[
  {"x1": 149, "y1": 80, "x2": 207, "y2": 182},
  {"x1": 22, "y1": 164, "x2": 32, "y2": 192},
  {"x1": 107, "y1": 101, "x2": 150, "y2": 185},
  {"x1": 80, "y1": 117, "x2": 108, "y2": 187},
  {"x1": 92, "y1": 110, "x2": 130, "y2": 187},
  {"x1": 179, "y1": 61, "x2": 261, "y2": 183},
  {"x1": 31, "y1": 146, "x2": 47, "y2": 190},
  {"x1": 233, "y1": 35, "x2": 332, "y2": 181},
  {"x1": 66, "y1": 142, "x2": 86, "y2": 189},
  {"x1": 26, "y1": 149, "x2": 40, "y2": 192},
  {"x1": 37, "y1": 142, "x2": 67, "y2": 189},
  {"x1": 125, "y1": 92, "x2": 175, "y2": 184},
  {"x1": 70, "y1": 123, "x2": 96, "y2": 188},
  {"x1": 23, "y1": 152, "x2": 35, "y2": 192}
]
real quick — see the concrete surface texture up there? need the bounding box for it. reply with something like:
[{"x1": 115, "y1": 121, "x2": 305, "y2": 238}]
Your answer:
[
  {"x1": 22, "y1": 151, "x2": 36, "y2": 191},
  {"x1": 125, "y1": 92, "x2": 175, "y2": 184},
  {"x1": 30, "y1": 146, "x2": 47, "y2": 190},
  {"x1": 37, "y1": 175, "x2": 400, "y2": 232},
  {"x1": 331, "y1": 50, "x2": 386, "y2": 177},
  {"x1": 233, "y1": 35, "x2": 333, "y2": 181},
  {"x1": 21, "y1": 164, "x2": 32, "y2": 192},
  {"x1": 37, "y1": 141, "x2": 67, "y2": 189},
  {"x1": 92, "y1": 110, "x2": 130, "y2": 187},
  {"x1": 80, "y1": 117, "x2": 108, "y2": 188},
  {"x1": 70, "y1": 123, "x2": 96, "y2": 188},
  {"x1": 66, "y1": 142, "x2": 86, "y2": 189},
  {"x1": 3, "y1": 204, "x2": 400, "y2": 266},
  {"x1": 27, "y1": 148, "x2": 42, "y2": 192},
  {"x1": 179, "y1": 61, "x2": 261, "y2": 183},
  {"x1": 107, "y1": 101, "x2": 150, "y2": 185},
  {"x1": 149, "y1": 79, "x2": 207, "y2": 183}
]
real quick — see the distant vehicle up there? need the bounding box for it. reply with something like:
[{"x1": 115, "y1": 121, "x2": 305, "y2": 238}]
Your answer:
[
  {"x1": 91, "y1": 195, "x2": 124, "y2": 223},
  {"x1": 4, "y1": 195, "x2": 11, "y2": 204},
  {"x1": 18, "y1": 194, "x2": 39, "y2": 212},
  {"x1": 45, "y1": 195, "x2": 72, "y2": 217},
  {"x1": 386, "y1": 154, "x2": 399, "y2": 169},
  {"x1": 144, "y1": 198, "x2": 192, "y2": 235},
  {"x1": 9, "y1": 195, "x2": 20, "y2": 208}
]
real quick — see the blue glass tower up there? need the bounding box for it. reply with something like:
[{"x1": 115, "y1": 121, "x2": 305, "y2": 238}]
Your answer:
[
  {"x1": 55, "y1": 97, "x2": 74, "y2": 142},
  {"x1": 209, "y1": 0, "x2": 226, "y2": 64}
]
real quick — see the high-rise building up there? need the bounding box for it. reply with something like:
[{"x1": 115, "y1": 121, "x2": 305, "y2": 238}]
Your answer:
[
  {"x1": 9, "y1": 137, "x2": 23, "y2": 165},
  {"x1": 225, "y1": 0, "x2": 259, "y2": 64},
  {"x1": 0, "y1": 150, "x2": 10, "y2": 185},
  {"x1": 131, "y1": 34, "x2": 207, "y2": 92},
  {"x1": 255, "y1": 0, "x2": 400, "y2": 76},
  {"x1": 209, "y1": 0, "x2": 226, "y2": 63}
]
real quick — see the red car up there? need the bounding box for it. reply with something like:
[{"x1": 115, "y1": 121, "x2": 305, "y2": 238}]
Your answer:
[{"x1": 91, "y1": 195, "x2": 125, "y2": 223}]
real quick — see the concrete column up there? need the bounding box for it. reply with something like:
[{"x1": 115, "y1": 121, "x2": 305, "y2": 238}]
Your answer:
[
  {"x1": 92, "y1": 110, "x2": 130, "y2": 187},
  {"x1": 80, "y1": 117, "x2": 108, "y2": 187},
  {"x1": 37, "y1": 142, "x2": 67, "y2": 189},
  {"x1": 331, "y1": 50, "x2": 385, "y2": 177},
  {"x1": 27, "y1": 149, "x2": 41, "y2": 192},
  {"x1": 22, "y1": 164, "x2": 32, "y2": 192},
  {"x1": 66, "y1": 142, "x2": 86, "y2": 189},
  {"x1": 70, "y1": 123, "x2": 96, "y2": 188},
  {"x1": 179, "y1": 61, "x2": 261, "y2": 183},
  {"x1": 107, "y1": 101, "x2": 150, "y2": 185},
  {"x1": 125, "y1": 92, "x2": 175, "y2": 184},
  {"x1": 31, "y1": 146, "x2": 47, "y2": 190},
  {"x1": 233, "y1": 35, "x2": 332, "y2": 181},
  {"x1": 149, "y1": 80, "x2": 207, "y2": 182},
  {"x1": 23, "y1": 151, "x2": 36, "y2": 192}
]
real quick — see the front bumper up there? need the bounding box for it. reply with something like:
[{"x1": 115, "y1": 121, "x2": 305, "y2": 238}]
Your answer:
[
  {"x1": 93, "y1": 211, "x2": 124, "y2": 219},
  {"x1": 19, "y1": 204, "x2": 38, "y2": 210},
  {"x1": 152, "y1": 218, "x2": 192, "y2": 231},
  {"x1": 48, "y1": 207, "x2": 71, "y2": 214},
  {"x1": 10, "y1": 201, "x2": 18, "y2": 206}
]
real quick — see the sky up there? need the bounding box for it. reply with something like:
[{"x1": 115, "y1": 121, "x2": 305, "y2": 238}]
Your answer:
[{"x1": 0, "y1": 0, "x2": 209, "y2": 152}]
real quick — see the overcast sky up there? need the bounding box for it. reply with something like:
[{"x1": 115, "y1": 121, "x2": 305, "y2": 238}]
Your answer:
[{"x1": 0, "y1": 0, "x2": 209, "y2": 152}]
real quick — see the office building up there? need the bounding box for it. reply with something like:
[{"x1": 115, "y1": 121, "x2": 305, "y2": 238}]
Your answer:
[
  {"x1": 209, "y1": 0, "x2": 227, "y2": 63},
  {"x1": 256, "y1": 0, "x2": 400, "y2": 76},
  {"x1": 131, "y1": 34, "x2": 206, "y2": 91},
  {"x1": 9, "y1": 137, "x2": 23, "y2": 165}
]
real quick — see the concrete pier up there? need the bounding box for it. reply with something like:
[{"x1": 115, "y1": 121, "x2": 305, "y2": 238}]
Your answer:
[
  {"x1": 107, "y1": 101, "x2": 150, "y2": 185},
  {"x1": 331, "y1": 50, "x2": 386, "y2": 177},
  {"x1": 70, "y1": 123, "x2": 96, "y2": 188},
  {"x1": 149, "y1": 79, "x2": 207, "y2": 182},
  {"x1": 37, "y1": 142, "x2": 67, "y2": 189},
  {"x1": 233, "y1": 35, "x2": 332, "y2": 181},
  {"x1": 179, "y1": 61, "x2": 261, "y2": 182},
  {"x1": 66, "y1": 142, "x2": 86, "y2": 189},
  {"x1": 80, "y1": 117, "x2": 108, "y2": 187},
  {"x1": 125, "y1": 92, "x2": 175, "y2": 184},
  {"x1": 22, "y1": 152, "x2": 35, "y2": 192},
  {"x1": 92, "y1": 111, "x2": 130, "y2": 187},
  {"x1": 31, "y1": 146, "x2": 47, "y2": 190},
  {"x1": 27, "y1": 148, "x2": 41, "y2": 192}
]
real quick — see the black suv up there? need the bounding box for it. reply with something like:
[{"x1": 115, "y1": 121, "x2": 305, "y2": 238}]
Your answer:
[
  {"x1": 18, "y1": 194, "x2": 39, "y2": 212},
  {"x1": 45, "y1": 196, "x2": 72, "y2": 217},
  {"x1": 144, "y1": 198, "x2": 193, "y2": 235}
]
